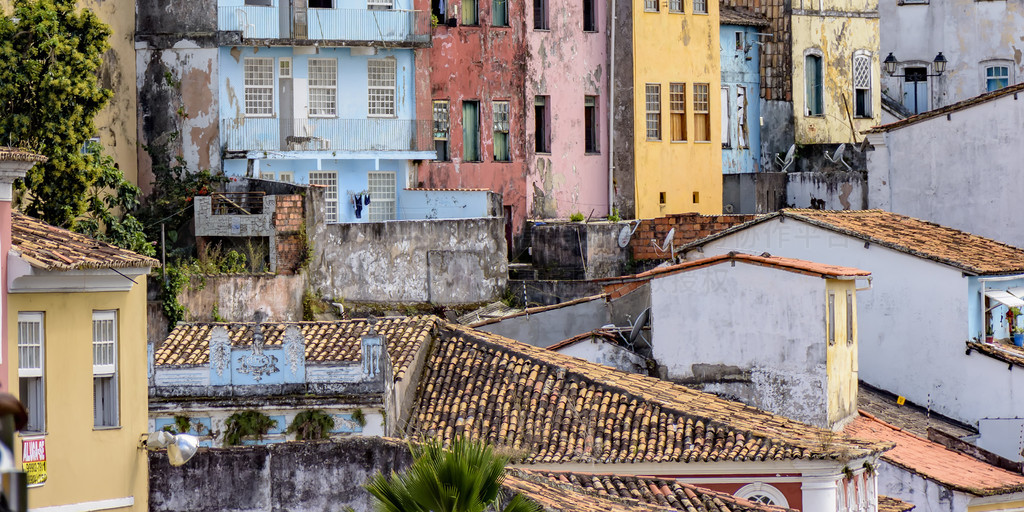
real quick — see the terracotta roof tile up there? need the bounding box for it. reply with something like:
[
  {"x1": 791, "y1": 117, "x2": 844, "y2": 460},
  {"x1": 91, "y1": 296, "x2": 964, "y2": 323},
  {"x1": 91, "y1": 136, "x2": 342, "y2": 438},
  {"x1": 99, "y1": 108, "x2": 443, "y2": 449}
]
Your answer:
[
  {"x1": 0, "y1": 147, "x2": 46, "y2": 163},
  {"x1": 865, "y1": 82, "x2": 1024, "y2": 134},
  {"x1": 504, "y1": 471, "x2": 676, "y2": 512},
  {"x1": 878, "y1": 495, "x2": 916, "y2": 512},
  {"x1": 844, "y1": 411, "x2": 1024, "y2": 496},
  {"x1": 685, "y1": 210, "x2": 1024, "y2": 275},
  {"x1": 155, "y1": 316, "x2": 437, "y2": 380},
  {"x1": 409, "y1": 324, "x2": 891, "y2": 464},
  {"x1": 858, "y1": 382, "x2": 977, "y2": 439},
  {"x1": 11, "y1": 213, "x2": 158, "y2": 270},
  {"x1": 719, "y1": 3, "x2": 769, "y2": 27},
  {"x1": 546, "y1": 329, "x2": 624, "y2": 351},
  {"x1": 514, "y1": 470, "x2": 795, "y2": 512}
]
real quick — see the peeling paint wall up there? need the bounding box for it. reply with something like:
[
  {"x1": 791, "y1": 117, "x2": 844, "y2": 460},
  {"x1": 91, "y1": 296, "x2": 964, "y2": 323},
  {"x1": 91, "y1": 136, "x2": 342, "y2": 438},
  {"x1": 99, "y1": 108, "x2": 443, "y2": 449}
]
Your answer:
[
  {"x1": 791, "y1": 0, "x2": 881, "y2": 145},
  {"x1": 149, "y1": 438, "x2": 414, "y2": 512},
  {"x1": 421, "y1": 17, "x2": 530, "y2": 249},
  {"x1": 525, "y1": 0, "x2": 610, "y2": 221},
  {"x1": 650, "y1": 261, "x2": 834, "y2": 428},
  {"x1": 721, "y1": 24, "x2": 763, "y2": 176},
  {"x1": 879, "y1": 0, "x2": 1024, "y2": 112},
  {"x1": 786, "y1": 170, "x2": 867, "y2": 210},
  {"x1": 177, "y1": 274, "x2": 307, "y2": 322},
  {"x1": 307, "y1": 186, "x2": 507, "y2": 304},
  {"x1": 630, "y1": 0, "x2": 723, "y2": 219},
  {"x1": 136, "y1": 0, "x2": 221, "y2": 193},
  {"x1": 612, "y1": 0, "x2": 637, "y2": 218},
  {"x1": 875, "y1": 459, "x2": 969, "y2": 512}
]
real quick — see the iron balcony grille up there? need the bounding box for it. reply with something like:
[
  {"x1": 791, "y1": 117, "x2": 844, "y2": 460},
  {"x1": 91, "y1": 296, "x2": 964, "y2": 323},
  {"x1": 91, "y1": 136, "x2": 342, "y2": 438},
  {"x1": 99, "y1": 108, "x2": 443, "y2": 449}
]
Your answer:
[{"x1": 222, "y1": 117, "x2": 434, "y2": 153}]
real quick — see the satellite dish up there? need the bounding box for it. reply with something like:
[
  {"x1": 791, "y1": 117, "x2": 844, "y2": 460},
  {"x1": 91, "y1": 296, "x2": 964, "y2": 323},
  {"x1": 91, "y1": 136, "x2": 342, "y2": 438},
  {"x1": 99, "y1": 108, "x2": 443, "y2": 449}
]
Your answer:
[
  {"x1": 628, "y1": 308, "x2": 651, "y2": 346},
  {"x1": 775, "y1": 144, "x2": 796, "y2": 172},
  {"x1": 825, "y1": 143, "x2": 852, "y2": 171},
  {"x1": 653, "y1": 228, "x2": 676, "y2": 254},
  {"x1": 616, "y1": 221, "x2": 640, "y2": 248},
  {"x1": 724, "y1": 203, "x2": 734, "y2": 214}
]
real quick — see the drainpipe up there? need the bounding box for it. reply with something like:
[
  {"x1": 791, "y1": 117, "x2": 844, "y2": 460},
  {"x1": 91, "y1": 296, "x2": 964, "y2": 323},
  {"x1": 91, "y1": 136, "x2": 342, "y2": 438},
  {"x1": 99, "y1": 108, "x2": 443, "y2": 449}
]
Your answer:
[{"x1": 607, "y1": 0, "x2": 616, "y2": 216}]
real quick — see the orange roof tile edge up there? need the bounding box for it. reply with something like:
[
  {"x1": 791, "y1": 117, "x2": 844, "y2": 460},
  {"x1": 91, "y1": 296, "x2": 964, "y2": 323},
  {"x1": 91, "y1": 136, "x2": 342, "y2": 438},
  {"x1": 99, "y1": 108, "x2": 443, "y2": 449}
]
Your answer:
[
  {"x1": 0, "y1": 147, "x2": 46, "y2": 163},
  {"x1": 844, "y1": 411, "x2": 1024, "y2": 496},
  {"x1": 546, "y1": 329, "x2": 623, "y2": 352},
  {"x1": 597, "y1": 252, "x2": 869, "y2": 285}
]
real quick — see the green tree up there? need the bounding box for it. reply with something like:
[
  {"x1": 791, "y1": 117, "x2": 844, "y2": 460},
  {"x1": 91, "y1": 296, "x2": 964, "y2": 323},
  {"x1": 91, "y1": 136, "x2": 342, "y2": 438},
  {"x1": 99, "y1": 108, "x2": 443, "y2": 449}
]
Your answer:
[
  {"x1": 0, "y1": 0, "x2": 152, "y2": 256},
  {"x1": 365, "y1": 438, "x2": 539, "y2": 512}
]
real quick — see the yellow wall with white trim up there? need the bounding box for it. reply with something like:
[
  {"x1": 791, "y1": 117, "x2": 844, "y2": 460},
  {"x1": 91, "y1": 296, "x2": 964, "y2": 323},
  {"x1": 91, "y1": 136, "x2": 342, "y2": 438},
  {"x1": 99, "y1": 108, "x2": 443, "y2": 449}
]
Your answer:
[{"x1": 826, "y1": 278, "x2": 858, "y2": 426}]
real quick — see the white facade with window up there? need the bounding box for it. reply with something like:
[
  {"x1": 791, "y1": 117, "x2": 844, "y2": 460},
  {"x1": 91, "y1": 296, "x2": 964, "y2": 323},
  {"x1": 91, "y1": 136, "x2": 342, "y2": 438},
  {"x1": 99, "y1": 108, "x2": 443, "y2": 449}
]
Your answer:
[
  {"x1": 244, "y1": 57, "x2": 275, "y2": 117},
  {"x1": 368, "y1": 59, "x2": 397, "y2": 117},
  {"x1": 367, "y1": 171, "x2": 396, "y2": 221},
  {"x1": 308, "y1": 58, "x2": 338, "y2": 117}
]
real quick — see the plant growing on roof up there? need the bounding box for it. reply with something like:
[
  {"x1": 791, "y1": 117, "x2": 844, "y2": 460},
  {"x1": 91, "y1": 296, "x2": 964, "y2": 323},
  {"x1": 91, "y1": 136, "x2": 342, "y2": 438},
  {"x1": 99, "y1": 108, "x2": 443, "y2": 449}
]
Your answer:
[
  {"x1": 223, "y1": 410, "x2": 277, "y2": 446},
  {"x1": 350, "y1": 408, "x2": 366, "y2": 427},
  {"x1": 569, "y1": 212, "x2": 584, "y2": 222},
  {"x1": 365, "y1": 437, "x2": 539, "y2": 512},
  {"x1": 287, "y1": 410, "x2": 335, "y2": 441}
]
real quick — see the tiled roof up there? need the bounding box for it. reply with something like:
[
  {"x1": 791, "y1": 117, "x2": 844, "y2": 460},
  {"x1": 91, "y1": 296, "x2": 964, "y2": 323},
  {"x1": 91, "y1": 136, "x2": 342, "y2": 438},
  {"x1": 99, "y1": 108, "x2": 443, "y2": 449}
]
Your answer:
[
  {"x1": 858, "y1": 382, "x2": 977, "y2": 439},
  {"x1": 546, "y1": 329, "x2": 624, "y2": 352},
  {"x1": 684, "y1": 210, "x2": 1024, "y2": 275},
  {"x1": 155, "y1": 316, "x2": 437, "y2": 380},
  {"x1": 504, "y1": 471, "x2": 675, "y2": 512},
  {"x1": 598, "y1": 252, "x2": 869, "y2": 298},
  {"x1": 519, "y1": 470, "x2": 795, "y2": 512},
  {"x1": 468, "y1": 294, "x2": 608, "y2": 328},
  {"x1": 0, "y1": 147, "x2": 46, "y2": 163},
  {"x1": 865, "y1": 82, "x2": 1024, "y2": 134},
  {"x1": 878, "y1": 495, "x2": 916, "y2": 512},
  {"x1": 409, "y1": 324, "x2": 890, "y2": 464},
  {"x1": 720, "y1": 4, "x2": 769, "y2": 27},
  {"x1": 844, "y1": 411, "x2": 1024, "y2": 496},
  {"x1": 11, "y1": 213, "x2": 158, "y2": 270}
]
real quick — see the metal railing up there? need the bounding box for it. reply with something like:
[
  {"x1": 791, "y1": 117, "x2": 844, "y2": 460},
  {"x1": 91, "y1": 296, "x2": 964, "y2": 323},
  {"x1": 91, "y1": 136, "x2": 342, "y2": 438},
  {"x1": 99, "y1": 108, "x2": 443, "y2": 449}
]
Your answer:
[
  {"x1": 217, "y1": 6, "x2": 279, "y2": 39},
  {"x1": 222, "y1": 117, "x2": 434, "y2": 153},
  {"x1": 307, "y1": 8, "x2": 430, "y2": 43},
  {"x1": 210, "y1": 192, "x2": 266, "y2": 215}
]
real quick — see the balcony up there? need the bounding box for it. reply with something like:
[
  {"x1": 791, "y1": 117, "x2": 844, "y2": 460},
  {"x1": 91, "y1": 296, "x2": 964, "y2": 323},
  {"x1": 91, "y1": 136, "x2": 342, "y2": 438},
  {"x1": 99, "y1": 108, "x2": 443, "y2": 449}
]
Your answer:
[
  {"x1": 222, "y1": 117, "x2": 434, "y2": 154},
  {"x1": 217, "y1": 6, "x2": 430, "y2": 44}
]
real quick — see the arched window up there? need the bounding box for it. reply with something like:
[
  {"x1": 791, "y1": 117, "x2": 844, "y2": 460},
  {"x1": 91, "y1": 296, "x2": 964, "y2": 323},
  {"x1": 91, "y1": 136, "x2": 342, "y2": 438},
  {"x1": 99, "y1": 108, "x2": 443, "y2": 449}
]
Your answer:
[
  {"x1": 735, "y1": 482, "x2": 791, "y2": 508},
  {"x1": 853, "y1": 51, "x2": 872, "y2": 118},
  {"x1": 805, "y1": 51, "x2": 824, "y2": 116}
]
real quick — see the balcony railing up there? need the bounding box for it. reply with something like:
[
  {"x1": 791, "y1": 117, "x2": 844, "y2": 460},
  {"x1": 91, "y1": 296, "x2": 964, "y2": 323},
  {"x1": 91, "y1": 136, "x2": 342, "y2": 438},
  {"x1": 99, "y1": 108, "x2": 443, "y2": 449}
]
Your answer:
[
  {"x1": 217, "y1": 6, "x2": 430, "y2": 44},
  {"x1": 218, "y1": 6, "x2": 279, "y2": 39},
  {"x1": 222, "y1": 117, "x2": 434, "y2": 153},
  {"x1": 308, "y1": 8, "x2": 430, "y2": 43}
]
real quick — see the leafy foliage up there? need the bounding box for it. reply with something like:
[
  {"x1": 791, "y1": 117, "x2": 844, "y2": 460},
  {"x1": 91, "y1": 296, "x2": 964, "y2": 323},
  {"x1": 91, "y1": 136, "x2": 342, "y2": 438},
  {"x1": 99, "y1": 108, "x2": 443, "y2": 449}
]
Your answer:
[
  {"x1": 286, "y1": 410, "x2": 335, "y2": 441},
  {"x1": 365, "y1": 437, "x2": 539, "y2": 512},
  {"x1": 223, "y1": 410, "x2": 277, "y2": 446},
  {"x1": 569, "y1": 212, "x2": 584, "y2": 222},
  {"x1": 0, "y1": 0, "x2": 152, "y2": 254},
  {"x1": 161, "y1": 414, "x2": 208, "y2": 436}
]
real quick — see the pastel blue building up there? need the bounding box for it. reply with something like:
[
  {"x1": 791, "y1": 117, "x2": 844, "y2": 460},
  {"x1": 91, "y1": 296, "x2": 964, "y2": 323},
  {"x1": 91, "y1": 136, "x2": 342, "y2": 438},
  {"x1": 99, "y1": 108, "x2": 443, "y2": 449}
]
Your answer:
[
  {"x1": 719, "y1": 8, "x2": 769, "y2": 214},
  {"x1": 215, "y1": 0, "x2": 485, "y2": 223}
]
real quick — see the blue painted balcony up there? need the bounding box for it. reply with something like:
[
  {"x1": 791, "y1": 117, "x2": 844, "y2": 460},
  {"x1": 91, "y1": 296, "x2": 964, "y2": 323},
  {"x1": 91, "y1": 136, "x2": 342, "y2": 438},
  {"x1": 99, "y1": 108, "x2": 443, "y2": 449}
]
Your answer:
[
  {"x1": 217, "y1": 6, "x2": 430, "y2": 45},
  {"x1": 221, "y1": 117, "x2": 434, "y2": 154}
]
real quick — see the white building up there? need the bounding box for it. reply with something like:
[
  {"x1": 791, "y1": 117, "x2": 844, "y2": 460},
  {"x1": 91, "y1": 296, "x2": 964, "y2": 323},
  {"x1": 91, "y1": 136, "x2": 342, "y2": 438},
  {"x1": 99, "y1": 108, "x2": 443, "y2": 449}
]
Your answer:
[
  {"x1": 880, "y1": 0, "x2": 1024, "y2": 114},
  {"x1": 678, "y1": 209, "x2": 1024, "y2": 460},
  {"x1": 866, "y1": 83, "x2": 1024, "y2": 249}
]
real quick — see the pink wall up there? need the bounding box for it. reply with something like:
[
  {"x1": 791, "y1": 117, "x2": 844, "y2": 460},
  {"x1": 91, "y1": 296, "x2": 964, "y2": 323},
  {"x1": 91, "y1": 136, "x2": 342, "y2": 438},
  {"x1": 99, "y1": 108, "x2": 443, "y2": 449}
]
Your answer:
[
  {"x1": 421, "y1": 15, "x2": 530, "y2": 252},
  {"x1": 1, "y1": 200, "x2": 11, "y2": 391},
  {"x1": 525, "y1": 0, "x2": 610, "y2": 219}
]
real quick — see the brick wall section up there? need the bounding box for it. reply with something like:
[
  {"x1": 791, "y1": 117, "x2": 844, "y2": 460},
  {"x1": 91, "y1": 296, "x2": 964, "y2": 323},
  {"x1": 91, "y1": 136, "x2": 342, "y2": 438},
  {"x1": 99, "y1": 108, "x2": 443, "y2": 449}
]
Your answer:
[
  {"x1": 723, "y1": 0, "x2": 791, "y2": 102},
  {"x1": 630, "y1": 213, "x2": 757, "y2": 261},
  {"x1": 273, "y1": 194, "x2": 305, "y2": 275}
]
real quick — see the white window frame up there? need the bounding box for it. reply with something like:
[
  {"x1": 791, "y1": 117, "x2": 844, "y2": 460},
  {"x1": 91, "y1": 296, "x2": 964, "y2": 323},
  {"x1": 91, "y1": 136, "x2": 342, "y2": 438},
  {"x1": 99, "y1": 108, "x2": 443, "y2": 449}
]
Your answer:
[
  {"x1": 693, "y1": 83, "x2": 711, "y2": 142},
  {"x1": 645, "y1": 83, "x2": 661, "y2": 141},
  {"x1": 368, "y1": 171, "x2": 397, "y2": 221},
  {"x1": 18, "y1": 312, "x2": 44, "y2": 433},
  {"x1": 243, "y1": 57, "x2": 275, "y2": 118},
  {"x1": 278, "y1": 57, "x2": 292, "y2": 78},
  {"x1": 309, "y1": 171, "x2": 338, "y2": 223},
  {"x1": 308, "y1": 58, "x2": 338, "y2": 118},
  {"x1": 368, "y1": 59, "x2": 397, "y2": 118},
  {"x1": 279, "y1": 172, "x2": 294, "y2": 183},
  {"x1": 804, "y1": 49, "x2": 825, "y2": 117},
  {"x1": 693, "y1": 0, "x2": 707, "y2": 13},
  {"x1": 853, "y1": 51, "x2": 872, "y2": 118},
  {"x1": 735, "y1": 483, "x2": 790, "y2": 508},
  {"x1": 983, "y1": 61, "x2": 1013, "y2": 92},
  {"x1": 92, "y1": 310, "x2": 119, "y2": 428},
  {"x1": 368, "y1": 0, "x2": 393, "y2": 9},
  {"x1": 259, "y1": 171, "x2": 276, "y2": 180}
]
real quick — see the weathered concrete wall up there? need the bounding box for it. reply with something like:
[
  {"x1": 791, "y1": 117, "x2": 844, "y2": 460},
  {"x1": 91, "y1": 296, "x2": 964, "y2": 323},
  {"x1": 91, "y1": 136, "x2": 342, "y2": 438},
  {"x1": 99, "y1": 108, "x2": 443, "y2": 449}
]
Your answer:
[
  {"x1": 308, "y1": 185, "x2": 507, "y2": 304},
  {"x1": 874, "y1": 459, "x2": 969, "y2": 512},
  {"x1": 723, "y1": 172, "x2": 788, "y2": 214},
  {"x1": 531, "y1": 222, "x2": 629, "y2": 280},
  {"x1": 867, "y1": 90, "x2": 1024, "y2": 249},
  {"x1": 508, "y1": 279, "x2": 604, "y2": 307},
  {"x1": 786, "y1": 170, "x2": 867, "y2": 211},
  {"x1": 177, "y1": 274, "x2": 306, "y2": 322},
  {"x1": 526, "y1": 0, "x2": 610, "y2": 220},
  {"x1": 611, "y1": 0, "x2": 636, "y2": 219},
  {"x1": 475, "y1": 297, "x2": 611, "y2": 347},
  {"x1": 555, "y1": 338, "x2": 648, "y2": 374},
  {"x1": 651, "y1": 261, "x2": 832, "y2": 428},
  {"x1": 149, "y1": 438, "x2": 414, "y2": 512},
  {"x1": 421, "y1": 11, "x2": 530, "y2": 250},
  {"x1": 879, "y1": 0, "x2": 1024, "y2": 112}
]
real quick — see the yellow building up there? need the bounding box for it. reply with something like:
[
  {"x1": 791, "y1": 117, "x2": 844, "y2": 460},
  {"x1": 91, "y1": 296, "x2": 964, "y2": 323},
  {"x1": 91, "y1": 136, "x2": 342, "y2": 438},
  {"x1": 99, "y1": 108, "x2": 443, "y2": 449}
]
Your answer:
[
  {"x1": 791, "y1": 0, "x2": 881, "y2": 145},
  {"x1": 622, "y1": 0, "x2": 723, "y2": 219},
  {"x1": 0, "y1": 0, "x2": 139, "y2": 187},
  {"x1": 824, "y1": 277, "x2": 858, "y2": 426},
  {"x1": 7, "y1": 213, "x2": 156, "y2": 511}
]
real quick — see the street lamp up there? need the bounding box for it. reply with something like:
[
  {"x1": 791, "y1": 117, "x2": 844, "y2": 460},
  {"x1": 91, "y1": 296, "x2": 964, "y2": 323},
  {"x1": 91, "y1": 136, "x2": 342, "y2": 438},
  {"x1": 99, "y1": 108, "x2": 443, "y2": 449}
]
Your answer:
[
  {"x1": 884, "y1": 52, "x2": 947, "y2": 77},
  {"x1": 142, "y1": 431, "x2": 200, "y2": 467}
]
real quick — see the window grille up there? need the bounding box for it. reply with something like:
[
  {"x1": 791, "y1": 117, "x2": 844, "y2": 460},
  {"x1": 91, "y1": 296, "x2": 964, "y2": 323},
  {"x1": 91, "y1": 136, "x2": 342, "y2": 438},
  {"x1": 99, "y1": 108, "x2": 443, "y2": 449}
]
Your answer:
[
  {"x1": 645, "y1": 84, "x2": 661, "y2": 140},
  {"x1": 669, "y1": 83, "x2": 686, "y2": 142},
  {"x1": 669, "y1": 0, "x2": 682, "y2": 12},
  {"x1": 309, "y1": 171, "x2": 338, "y2": 222},
  {"x1": 693, "y1": 83, "x2": 710, "y2": 142},
  {"x1": 308, "y1": 58, "x2": 337, "y2": 117},
  {"x1": 368, "y1": 172, "x2": 397, "y2": 221},
  {"x1": 93, "y1": 311, "x2": 118, "y2": 427},
  {"x1": 244, "y1": 58, "x2": 274, "y2": 117},
  {"x1": 693, "y1": 0, "x2": 706, "y2": 13},
  {"x1": 368, "y1": 59, "x2": 396, "y2": 117},
  {"x1": 644, "y1": 0, "x2": 658, "y2": 11}
]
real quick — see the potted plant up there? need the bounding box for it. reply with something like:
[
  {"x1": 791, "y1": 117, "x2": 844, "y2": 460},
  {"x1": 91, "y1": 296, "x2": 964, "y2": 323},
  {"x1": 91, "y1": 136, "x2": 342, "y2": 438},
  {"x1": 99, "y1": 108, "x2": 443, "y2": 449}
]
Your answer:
[
  {"x1": 1014, "y1": 326, "x2": 1024, "y2": 347},
  {"x1": 987, "y1": 325, "x2": 995, "y2": 343}
]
